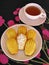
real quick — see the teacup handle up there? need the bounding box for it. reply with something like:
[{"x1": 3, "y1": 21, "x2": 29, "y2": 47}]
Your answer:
[{"x1": 39, "y1": 13, "x2": 46, "y2": 18}]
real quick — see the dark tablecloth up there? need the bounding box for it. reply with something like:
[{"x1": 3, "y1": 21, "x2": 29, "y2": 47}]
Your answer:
[{"x1": 0, "y1": 0, "x2": 49, "y2": 65}]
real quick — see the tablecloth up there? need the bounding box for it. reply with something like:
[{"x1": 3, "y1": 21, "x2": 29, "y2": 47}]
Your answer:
[{"x1": 0, "y1": 0, "x2": 49, "y2": 65}]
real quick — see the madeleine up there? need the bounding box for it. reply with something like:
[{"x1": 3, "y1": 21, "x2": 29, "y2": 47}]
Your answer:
[
  {"x1": 18, "y1": 26, "x2": 27, "y2": 35},
  {"x1": 27, "y1": 29, "x2": 36, "y2": 40},
  {"x1": 6, "y1": 38, "x2": 18, "y2": 54},
  {"x1": 6, "y1": 28, "x2": 17, "y2": 38},
  {"x1": 25, "y1": 39, "x2": 36, "y2": 56}
]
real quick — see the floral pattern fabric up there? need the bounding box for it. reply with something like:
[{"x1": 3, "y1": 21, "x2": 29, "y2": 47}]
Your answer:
[{"x1": 0, "y1": 0, "x2": 49, "y2": 65}]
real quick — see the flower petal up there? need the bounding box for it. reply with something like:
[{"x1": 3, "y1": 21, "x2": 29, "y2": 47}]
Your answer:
[
  {"x1": 0, "y1": 16, "x2": 2, "y2": 19},
  {"x1": 16, "y1": 8, "x2": 21, "y2": 11},
  {"x1": 0, "y1": 19, "x2": 5, "y2": 26},
  {"x1": 0, "y1": 54, "x2": 8, "y2": 64},
  {"x1": 15, "y1": 16, "x2": 20, "y2": 22},
  {"x1": 42, "y1": 29, "x2": 49, "y2": 37},
  {"x1": 43, "y1": 34, "x2": 49, "y2": 40},
  {"x1": 47, "y1": 49, "x2": 49, "y2": 55},
  {"x1": 13, "y1": 10, "x2": 18, "y2": 15},
  {"x1": 42, "y1": 29, "x2": 49, "y2": 40},
  {"x1": 7, "y1": 20, "x2": 15, "y2": 27},
  {"x1": 43, "y1": 63, "x2": 48, "y2": 65}
]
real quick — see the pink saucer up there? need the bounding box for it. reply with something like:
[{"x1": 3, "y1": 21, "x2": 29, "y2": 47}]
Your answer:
[{"x1": 19, "y1": 7, "x2": 46, "y2": 26}]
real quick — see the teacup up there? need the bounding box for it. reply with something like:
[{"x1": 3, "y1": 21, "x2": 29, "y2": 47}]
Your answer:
[{"x1": 24, "y1": 3, "x2": 46, "y2": 20}]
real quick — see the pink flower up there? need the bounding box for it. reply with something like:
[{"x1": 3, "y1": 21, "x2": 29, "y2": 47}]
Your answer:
[
  {"x1": 43, "y1": 63, "x2": 49, "y2": 65},
  {"x1": 16, "y1": 8, "x2": 21, "y2": 11},
  {"x1": 0, "y1": 54, "x2": 8, "y2": 64},
  {"x1": 0, "y1": 19, "x2": 5, "y2": 27},
  {"x1": 15, "y1": 16, "x2": 20, "y2": 22},
  {"x1": 47, "y1": 49, "x2": 49, "y2": 55},
  {"x1": 36, "y1": 53, "x2": 41, "y2": 59},
  {"x1": 42, "y1": 29, "x2": 49, "y2": 40},
  {"x1": 0, "y1": 16, "x2": 2, "y2": 19},
  {"x1": 7, "y1": 20, "x2": 15, "y2": 27},
  {"x1": 13, "y1": 10, "x2": 18, "y2": 15},
  {"x1": 13, "y1": 8, "x2": 21, "y2": 15},
  {"x1": 23, "y1": 60, "x2": 29, "y2": 64}
]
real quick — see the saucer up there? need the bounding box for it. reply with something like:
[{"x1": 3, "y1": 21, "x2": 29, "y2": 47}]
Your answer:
[{"x1": 19, "y1": 7, "x2": 46, "y2": 26}]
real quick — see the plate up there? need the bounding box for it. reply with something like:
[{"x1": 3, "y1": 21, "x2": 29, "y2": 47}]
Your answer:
[
  {"x1": 19, "y1": 7, "x2": 46, "y2": 26},
  {"x1": 1, "y1": 24, "x2": 42, "y2": 61}
]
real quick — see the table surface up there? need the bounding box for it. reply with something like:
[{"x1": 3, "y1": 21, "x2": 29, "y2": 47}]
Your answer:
[{"x1": 0, "y1": 0, "x2": 49, "y2": 65}]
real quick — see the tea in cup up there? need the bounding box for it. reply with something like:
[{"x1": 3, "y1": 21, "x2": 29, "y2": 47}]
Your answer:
[{"x1": 24, "y1": 3, "x2": 46, "y2": 20}]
